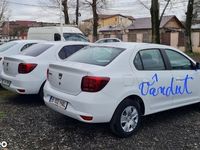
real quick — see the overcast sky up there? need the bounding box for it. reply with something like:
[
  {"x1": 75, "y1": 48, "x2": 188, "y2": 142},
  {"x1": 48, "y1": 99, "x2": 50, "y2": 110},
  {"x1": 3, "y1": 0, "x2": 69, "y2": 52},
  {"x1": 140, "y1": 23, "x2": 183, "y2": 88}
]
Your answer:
[{"x1": 8, "y1": 0, "x2": 188, "y2": 23}]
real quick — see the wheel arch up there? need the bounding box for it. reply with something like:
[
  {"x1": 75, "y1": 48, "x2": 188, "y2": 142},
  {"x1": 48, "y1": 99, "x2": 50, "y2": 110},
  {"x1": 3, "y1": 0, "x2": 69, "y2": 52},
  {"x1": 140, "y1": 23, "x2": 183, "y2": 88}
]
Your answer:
[{"x1": 122, "y1": 95, "x2": 145, "y2": 115}]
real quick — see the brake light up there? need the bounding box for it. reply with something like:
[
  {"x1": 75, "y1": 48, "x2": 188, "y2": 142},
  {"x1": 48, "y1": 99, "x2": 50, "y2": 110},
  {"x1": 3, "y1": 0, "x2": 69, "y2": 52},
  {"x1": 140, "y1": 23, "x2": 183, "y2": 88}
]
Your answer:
[
  {"x1": 81, "y1": 76, "x2": 110, "y2": 92},
  {"x1": 18, "y1": 63, "x2": 37, "y2": 74}
]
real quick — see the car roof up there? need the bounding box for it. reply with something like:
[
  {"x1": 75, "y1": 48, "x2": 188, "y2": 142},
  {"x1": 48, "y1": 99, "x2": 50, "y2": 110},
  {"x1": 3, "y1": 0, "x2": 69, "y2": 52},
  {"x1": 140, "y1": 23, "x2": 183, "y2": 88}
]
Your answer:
[
  {"x1": 8, "y1": 39, "x2": 46, "y2": 43},
  {"x1": 44, "y1": 41, "x2": 92, "y2": 46},
  {"x1": 94, "y1": 42, "x2": 176, "y2": 50}
]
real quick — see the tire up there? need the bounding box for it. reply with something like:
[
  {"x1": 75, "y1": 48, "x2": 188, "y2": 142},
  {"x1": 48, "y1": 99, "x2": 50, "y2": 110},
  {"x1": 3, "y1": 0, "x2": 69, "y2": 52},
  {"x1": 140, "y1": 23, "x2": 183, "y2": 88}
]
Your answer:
[
  {"x1": 110, "y1": 98, "x2": 142, "y2": 138},
  {"x1": 38, "y1": 81, "x2": 46, "y2": 100}
]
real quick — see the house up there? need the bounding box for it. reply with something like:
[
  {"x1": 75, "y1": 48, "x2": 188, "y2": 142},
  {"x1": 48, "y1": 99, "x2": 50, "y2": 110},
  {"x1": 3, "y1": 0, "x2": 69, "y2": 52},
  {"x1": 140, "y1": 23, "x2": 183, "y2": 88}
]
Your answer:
[
  {"x1": 82, "y1": 14, "x2": 134, "y2": 41},
  {"x1": 98, "y1": 15, "x2": 188, "y2": 50},
  {"x1": 83, "y1": 14, "x2": 134, "y2": 28},
  {"x1": 191, "y1": 23, "x2": 200, "y2": 52},
  {"x1": 1, "y1": 20, "x2": 59, "y2": 40},
  {"x1": 127, "y1": 15, "x2": 185, "y2": 46}
]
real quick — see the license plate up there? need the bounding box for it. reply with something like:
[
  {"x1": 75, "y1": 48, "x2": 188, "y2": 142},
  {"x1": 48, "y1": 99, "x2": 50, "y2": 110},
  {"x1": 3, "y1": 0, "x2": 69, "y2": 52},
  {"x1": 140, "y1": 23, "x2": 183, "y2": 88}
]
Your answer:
[
  {"x1": 1, "y1": 79, "x2": 11, "y2": 87},
  {"x1": 49, "y1": 96, "x2": 68, "y2": 109}
]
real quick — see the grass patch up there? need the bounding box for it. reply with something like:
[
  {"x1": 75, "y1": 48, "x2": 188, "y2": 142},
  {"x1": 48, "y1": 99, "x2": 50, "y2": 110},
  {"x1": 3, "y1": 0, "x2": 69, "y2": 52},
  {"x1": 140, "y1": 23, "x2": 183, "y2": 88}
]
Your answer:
[{"x1": 0, "y1": 111, "x2": 6, "y2": 119}]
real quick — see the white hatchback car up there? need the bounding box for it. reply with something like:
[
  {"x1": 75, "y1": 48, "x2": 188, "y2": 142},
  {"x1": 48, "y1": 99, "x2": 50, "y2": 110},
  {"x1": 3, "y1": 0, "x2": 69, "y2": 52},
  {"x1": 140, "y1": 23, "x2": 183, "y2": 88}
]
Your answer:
[
  {"x1": 0, "y1": 41, "x2": 90, "y2": 98},
  {"x1": 43, "y1": 42, "x2": 200, "y2": 137},
  {"x1": 0, "y1": 40, "x2": 43, "y2": 73}
]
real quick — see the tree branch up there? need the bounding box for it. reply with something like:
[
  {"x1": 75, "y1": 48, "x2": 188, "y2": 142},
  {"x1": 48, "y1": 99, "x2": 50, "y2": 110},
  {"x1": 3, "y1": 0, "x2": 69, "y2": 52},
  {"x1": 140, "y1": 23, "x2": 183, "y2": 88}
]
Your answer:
[{"x1": 159, "y1": 0, "x2": 171, "y2": 23}]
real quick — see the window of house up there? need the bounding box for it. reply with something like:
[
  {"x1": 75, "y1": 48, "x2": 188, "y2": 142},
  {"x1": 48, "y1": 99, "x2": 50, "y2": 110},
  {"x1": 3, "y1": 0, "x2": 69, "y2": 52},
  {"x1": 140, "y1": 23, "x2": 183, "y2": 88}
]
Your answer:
[
  {"x1": 128, "y1": 33, "x2": 136, "y2": 42},
  {"x1": 165, "y1": 49, "x2": 192, "y2": 70},
  {"x1": 116, "y1": 34, "x2": 123, "y2": 40},
  {"x1": 104, "y1": 34, "x2": 110, "y2": 38},
  {"x1": 142, "y1": 33, "x2": 150, "y2": 43},
  {"x1": 178, "y1": 31, "x2": 185, "y2": 47},
  {"x1": 128, "y1": 34, "x2": 137, "y2": 42}
]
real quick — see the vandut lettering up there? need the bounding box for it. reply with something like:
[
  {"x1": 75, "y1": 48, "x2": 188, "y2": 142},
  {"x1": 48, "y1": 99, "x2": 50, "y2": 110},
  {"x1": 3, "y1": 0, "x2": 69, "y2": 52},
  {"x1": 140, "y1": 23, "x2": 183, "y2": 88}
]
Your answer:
[{"x1": 139, "y1": 73, "x2": 193, "y2": 97}]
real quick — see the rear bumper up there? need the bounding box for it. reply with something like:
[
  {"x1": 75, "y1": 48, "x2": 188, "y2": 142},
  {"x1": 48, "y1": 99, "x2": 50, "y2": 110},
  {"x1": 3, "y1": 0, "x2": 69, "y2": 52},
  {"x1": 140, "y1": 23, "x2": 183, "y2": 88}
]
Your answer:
[
  {"x1": 43, "y1": 81, "x2": 118, "y2": 123},
  {"x1": 0, "y1": 72, "x2": 43, "y2": 94}
]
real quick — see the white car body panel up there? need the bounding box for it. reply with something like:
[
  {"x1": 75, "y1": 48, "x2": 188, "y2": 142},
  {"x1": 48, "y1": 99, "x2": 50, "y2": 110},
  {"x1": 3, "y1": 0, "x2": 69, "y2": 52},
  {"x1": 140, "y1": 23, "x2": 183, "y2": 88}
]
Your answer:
[
  {"x1": 0, "y1": 40, "x2": 43, "y2": 73},
  {"x1": 43, "y1": 42, "x2": 200, "y2": 123},
  {"x1": 0, "y1": 41, "x2": 90, "y2": 94}
]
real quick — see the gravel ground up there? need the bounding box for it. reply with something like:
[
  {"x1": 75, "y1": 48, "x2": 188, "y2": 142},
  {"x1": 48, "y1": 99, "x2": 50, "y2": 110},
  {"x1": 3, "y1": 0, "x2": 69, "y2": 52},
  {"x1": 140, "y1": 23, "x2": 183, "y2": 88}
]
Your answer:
[{"x1": 0, "y1": 88, "x2": 200, "y2": 150}]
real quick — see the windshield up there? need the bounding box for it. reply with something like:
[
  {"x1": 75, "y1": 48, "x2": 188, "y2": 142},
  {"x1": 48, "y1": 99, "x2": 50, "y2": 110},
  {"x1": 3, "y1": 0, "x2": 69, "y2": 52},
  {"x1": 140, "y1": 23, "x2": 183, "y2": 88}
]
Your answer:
[
  {"x1": 22, "y1": 44, "x2": 53, "y2": 57},
  {"x1": 67, "y1": 46, "x2": 125, "y2": 66},
  {"x1": 0, "y1": 42, "x2": 18, "y2": 52},
  {"x1": 63, "y1": 33, "x2": 88, "y2": 42}
]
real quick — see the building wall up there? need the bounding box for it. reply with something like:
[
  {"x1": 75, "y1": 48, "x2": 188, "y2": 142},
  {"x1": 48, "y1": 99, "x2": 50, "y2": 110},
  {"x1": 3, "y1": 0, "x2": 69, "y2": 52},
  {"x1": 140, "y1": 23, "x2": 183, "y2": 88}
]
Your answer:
[
  {"x1": 99, "y1": 16, "x2": 118, "y2": 28},
  {"x1": 192, "y1": 31, "x2": 200, "y2": 52},
  {"x1": 118, "y1": 16, "x2": 133, "y2": 27},
  {"x1": 97, "y1": 30, "x2": 200, "y2": 53},
  {"x1": 164, "y1": 18, "x2": 182, "y2": 29},
  {"x1": 99, "y1": 16, "x2": 132, "y2": 28}
]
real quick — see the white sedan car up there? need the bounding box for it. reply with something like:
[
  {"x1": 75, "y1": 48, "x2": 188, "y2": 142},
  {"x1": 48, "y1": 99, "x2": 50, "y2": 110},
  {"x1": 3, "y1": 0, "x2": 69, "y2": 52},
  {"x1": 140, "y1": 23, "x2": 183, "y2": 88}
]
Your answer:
[
  {"x1": 0, "y1": 40, "x2": 43, "y2": 73},
  {"x1": 95, "y1": 38, "x2": 121, "y2": 43},
  {"x1": 0, "y1": 41, "x2": 90, "y2": 98},
  {"x1": 43, "y1": 42, "x2": 200, "y2": 137}
]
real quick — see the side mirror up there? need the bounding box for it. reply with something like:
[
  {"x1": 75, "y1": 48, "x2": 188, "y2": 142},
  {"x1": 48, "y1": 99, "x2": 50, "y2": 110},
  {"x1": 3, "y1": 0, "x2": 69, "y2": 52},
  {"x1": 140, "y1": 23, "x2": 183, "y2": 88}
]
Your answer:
[{"x1": 195, "y1": 62, "x2": 200, "y2": 70}]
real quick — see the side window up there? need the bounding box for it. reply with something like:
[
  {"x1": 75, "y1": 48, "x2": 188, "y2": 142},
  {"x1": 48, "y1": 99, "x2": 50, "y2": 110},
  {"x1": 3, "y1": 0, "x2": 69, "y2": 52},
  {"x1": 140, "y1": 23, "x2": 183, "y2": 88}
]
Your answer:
[
  {"x1": 165, "y1": 49, "x2": 192, "y2": 70},
  {"x1": 58, "y1": 45, "x2": 86, "y2": 60},
  {"x1": 134, "y1": 53, "x2": 143, "y2": 70},
  {"x1": 21, "y1": 43, "x2": 35, "y2": 51},
  {"x1": 54, "y1": 33, "x2": 61, "y2": 41},
  {"x1": 137, "y1": 49, "x2": 165, "y2": 70}
]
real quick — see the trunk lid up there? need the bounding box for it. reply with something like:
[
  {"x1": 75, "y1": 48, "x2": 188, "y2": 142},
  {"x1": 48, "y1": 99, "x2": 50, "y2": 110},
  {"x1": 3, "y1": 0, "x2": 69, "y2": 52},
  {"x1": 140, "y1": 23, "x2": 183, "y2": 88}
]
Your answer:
[
  {"x1": 48, "y1": 61, "x2": 103, "y2": 96},
  {"x1": 3, "y1": 55, "x2": 35, "y2": 76}
]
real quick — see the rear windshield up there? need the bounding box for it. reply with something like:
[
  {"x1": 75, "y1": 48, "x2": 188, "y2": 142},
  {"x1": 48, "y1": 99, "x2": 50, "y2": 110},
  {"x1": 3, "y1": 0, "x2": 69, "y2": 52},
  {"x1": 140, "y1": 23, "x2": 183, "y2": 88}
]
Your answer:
[
  {"x1": 63, "y1": 33, "x2": 88, "y2": 42},
  {"x1": 22, "y1": 44, "x2": 53, "y2": 57},
  {"x1": 0, "y1": 42, "x2": 17, "y2": 52},
  {"x1": 67, "y1": 46, "x2": 125, "y2": 66}
]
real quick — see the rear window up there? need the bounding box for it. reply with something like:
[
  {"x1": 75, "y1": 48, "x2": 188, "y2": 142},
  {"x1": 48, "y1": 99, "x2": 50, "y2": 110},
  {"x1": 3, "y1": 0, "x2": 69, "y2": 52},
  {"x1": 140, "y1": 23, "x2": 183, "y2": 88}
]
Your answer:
[
  {"x1": 22, "y1": 44, "x2": 53, "y2": 57},
  {"x1": 58, "y1": 45, "x2": 86, "y2": 59},
  {"x1": 67, "y1": 46, "x2": 125, "y2": 66},
  {"x1": 63, "y1": 33, "x2": 88, "y2": 42},
  {"x1": 0, "y1": 42, "x2": 17, "y2": 52}
]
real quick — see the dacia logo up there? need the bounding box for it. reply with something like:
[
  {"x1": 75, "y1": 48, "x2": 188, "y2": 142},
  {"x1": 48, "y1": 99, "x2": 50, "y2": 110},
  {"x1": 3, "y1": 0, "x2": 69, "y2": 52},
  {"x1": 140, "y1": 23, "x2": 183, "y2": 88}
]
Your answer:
[{"x1": 58, "y1": 73, "x2": 62, "y2": 80}]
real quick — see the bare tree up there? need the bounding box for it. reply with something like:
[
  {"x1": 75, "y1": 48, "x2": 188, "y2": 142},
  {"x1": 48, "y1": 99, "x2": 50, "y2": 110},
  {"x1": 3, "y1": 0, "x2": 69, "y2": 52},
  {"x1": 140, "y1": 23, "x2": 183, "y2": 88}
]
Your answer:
[
  {"x1": 83, "y1": 0, "x2": 106, "y2": 42},
  {"x1": 76, "y1": 0, "x2": 79, "y2": 25},
  {"x1": 193, "y1": 0, "x2": 200, "y2": 21},
  {"x1": 150, "y1": 0, "x2": 171, "y2": 43},
  {"x1": 39, "y1": 0, "x2": 71, "y2": 24},
  {"x1": 185, "y1": 0, "x2": 194, "y2": 53},
  {"x1": 138, "y1": 0, "x2": 171, "y2": 43},
  {"x1": 0, "y1": 0, "x2": 8, "y2": 23}
]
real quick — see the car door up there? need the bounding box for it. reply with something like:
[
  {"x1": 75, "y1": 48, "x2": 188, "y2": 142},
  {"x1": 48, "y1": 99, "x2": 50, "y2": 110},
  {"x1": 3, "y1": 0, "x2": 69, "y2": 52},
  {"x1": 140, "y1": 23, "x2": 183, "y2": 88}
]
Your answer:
[
  {"x1": 164, "y1": 49, "x2": 200, "y2": 106},
  {"x1": 133, "y1": 49, "x2": 174, "y2": 113}
]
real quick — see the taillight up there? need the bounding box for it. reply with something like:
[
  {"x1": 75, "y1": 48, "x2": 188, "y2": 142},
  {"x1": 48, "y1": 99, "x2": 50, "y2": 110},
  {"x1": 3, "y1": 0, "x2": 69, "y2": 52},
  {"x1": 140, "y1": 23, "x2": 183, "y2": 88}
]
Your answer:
[
  {"x1": 81, "y1": 76, "x2": 110, "y2": 92},
  {"x1": 18, "y1": 63, "x2": 37, "y2": 74}
]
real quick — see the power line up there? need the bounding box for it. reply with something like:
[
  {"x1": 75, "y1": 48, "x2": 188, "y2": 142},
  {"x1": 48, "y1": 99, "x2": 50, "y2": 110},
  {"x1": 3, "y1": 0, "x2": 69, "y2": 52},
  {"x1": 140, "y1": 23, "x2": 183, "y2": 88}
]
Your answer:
[{"x1": 7, "y1": 0, "x2": 58, "y2": 8}]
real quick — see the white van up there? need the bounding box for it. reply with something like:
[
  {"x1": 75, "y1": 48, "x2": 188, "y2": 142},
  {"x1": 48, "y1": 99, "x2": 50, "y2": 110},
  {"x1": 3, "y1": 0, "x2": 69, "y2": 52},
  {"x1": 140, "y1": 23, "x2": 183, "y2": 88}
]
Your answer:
[{"x1": 27, "y1": 26, "x2": 88, "y2": 42}]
